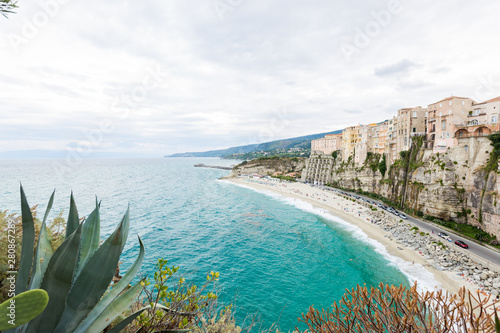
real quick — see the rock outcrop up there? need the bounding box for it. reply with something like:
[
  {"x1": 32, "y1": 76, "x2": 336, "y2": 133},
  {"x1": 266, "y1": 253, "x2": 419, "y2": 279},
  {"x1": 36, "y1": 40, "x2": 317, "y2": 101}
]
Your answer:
[{"x1": 227, "y1": 157, "x2": 307, "y2": 178}]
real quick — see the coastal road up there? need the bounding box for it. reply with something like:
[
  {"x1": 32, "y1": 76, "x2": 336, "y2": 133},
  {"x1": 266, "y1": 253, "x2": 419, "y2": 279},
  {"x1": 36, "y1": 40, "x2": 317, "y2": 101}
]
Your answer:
[{"x1": 319, "y1": 185, "x2": 500, "y2": 267}]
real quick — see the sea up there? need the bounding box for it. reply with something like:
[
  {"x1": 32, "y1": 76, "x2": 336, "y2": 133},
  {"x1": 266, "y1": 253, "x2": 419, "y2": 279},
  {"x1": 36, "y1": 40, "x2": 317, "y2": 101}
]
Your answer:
[{"x1": 0, "y1": 157, "x2": 438, "y2": 331}]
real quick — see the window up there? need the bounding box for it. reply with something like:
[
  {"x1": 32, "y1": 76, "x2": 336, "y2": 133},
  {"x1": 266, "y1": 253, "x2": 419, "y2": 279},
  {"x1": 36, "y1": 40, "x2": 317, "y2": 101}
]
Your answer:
[
  {"x1": 462, "y1": 101, "x2": 465, "y2": 106},
  {"x1": 413, "y1": 127, "x2": 416, "y2": 132},
  {"x1": 470, "y1": 119, "x2": 479, "y2": 126},
  {"x1": 446, "y1": 132, "x2": 450, "y2": 138},
  {"x1": 439, "y1": 112, "x2": 442, "y2": 117},
  {"x1": 449, "y1": 101, "x2": 452, "y2": 105},
  {"x1": 442, "y1": 120, "x2": 446, "y2": 130},
  {"x1": 412, "y1": 112, "x2": 417, "y2": 118},
  {"x1": 425, "y1": 112, "x2": 428, "y2": 117},
  {"x1": 493, "y1": 116, "x2": 498, "y2": 123},
  {"x1": 473, "y1": 109, "x2": 480, "y2": 116},
  {"x1": 439, "y1": 103, "x2": 442, "y2": 107},
  {"x1": 465, "y1": 145, "x2": 468, "y2": 152},
  {"x1": 448, "y1": 110, "x2": 452, "y2": 115}
]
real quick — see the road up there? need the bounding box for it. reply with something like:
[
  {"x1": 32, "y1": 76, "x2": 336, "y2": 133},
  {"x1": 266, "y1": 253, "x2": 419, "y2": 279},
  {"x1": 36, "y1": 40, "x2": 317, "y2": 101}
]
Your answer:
[{"x1": 320, "y1": 185, "x2": 500, "y2": 267}]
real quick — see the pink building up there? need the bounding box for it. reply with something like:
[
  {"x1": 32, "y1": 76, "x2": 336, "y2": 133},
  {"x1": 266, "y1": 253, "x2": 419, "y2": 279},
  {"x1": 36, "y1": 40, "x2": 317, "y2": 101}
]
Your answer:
[
  {"x1": 427, "y1": 97, "x2": 475, "y2": 152},
  {"x1": 454, "y1": 96, "x2": 500, "y2": 139}
]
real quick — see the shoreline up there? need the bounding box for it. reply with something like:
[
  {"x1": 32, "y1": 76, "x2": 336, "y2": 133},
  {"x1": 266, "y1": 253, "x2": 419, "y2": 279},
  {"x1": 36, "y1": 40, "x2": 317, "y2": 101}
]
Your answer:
[{"x1": 222, "y1": 176, "x2": 496, "y2": 298}]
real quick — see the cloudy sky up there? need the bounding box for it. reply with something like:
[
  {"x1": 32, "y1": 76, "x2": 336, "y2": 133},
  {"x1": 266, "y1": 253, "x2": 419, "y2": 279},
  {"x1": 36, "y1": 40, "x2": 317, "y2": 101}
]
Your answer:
[{"x1": 1, "y1": 0, "x2": 500, "y2": 156}]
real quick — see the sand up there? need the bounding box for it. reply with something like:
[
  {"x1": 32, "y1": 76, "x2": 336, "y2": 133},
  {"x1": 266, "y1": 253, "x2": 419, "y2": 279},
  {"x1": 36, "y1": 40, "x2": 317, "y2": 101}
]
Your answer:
[{"x1": 224, "y1": 176, "x2": 490, "y2": 298}]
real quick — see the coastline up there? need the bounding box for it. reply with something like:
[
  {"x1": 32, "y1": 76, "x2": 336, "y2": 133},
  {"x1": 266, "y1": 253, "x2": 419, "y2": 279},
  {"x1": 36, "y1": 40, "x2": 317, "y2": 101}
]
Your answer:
[{"x1": 222, "y1": 176, "x2": 490, "y2": 297}]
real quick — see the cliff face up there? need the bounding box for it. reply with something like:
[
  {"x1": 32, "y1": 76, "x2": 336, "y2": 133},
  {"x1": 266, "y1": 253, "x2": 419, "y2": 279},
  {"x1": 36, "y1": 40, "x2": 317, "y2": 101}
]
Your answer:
[
  {"x1": 329, "y1": 136, "x2": 500, "y2": 238},
  {"x1": 228, "y1": 157, "x2": 307, "y2": 177}
]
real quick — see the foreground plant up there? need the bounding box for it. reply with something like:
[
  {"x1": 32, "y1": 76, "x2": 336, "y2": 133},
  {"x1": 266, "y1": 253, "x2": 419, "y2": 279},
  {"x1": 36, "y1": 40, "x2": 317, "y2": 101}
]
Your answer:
[
  {"x1": 129, "y1": 258, "x2": 232, "y2": 332},
  {"x1": 300, "y1": 282, "x2": 500, "y2": 332},
  {"x1": 6, "y1": 186, "x2": 146, "y2": 332}
]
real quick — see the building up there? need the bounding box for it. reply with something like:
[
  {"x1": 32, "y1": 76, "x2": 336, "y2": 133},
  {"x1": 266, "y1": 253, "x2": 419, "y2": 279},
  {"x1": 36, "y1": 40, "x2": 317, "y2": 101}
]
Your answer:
[
  {"x1": 367, "y1": 121, "x2": 388, "y2": 155},
  {"x1": 301, "y1": 153, "x2": 335, "y2": 185},
  {"x1": 427, "y1": 97, "x2": 475, "y2": 151},
  {"x1": 310, "y1": 133, "x2": 342, "y2": 155},
  {"x1": 454, "y1": 96, "x2": 500, "y2": 139},
  {"x1": 354, "y1": 124, "x2": 370, "y2": 166},
  {"x1": 342, "y1": 125, "x2": 362, "y2": 162},
  {"x1": 394, "y1": 107, "x2": 427, "y2": 153}
]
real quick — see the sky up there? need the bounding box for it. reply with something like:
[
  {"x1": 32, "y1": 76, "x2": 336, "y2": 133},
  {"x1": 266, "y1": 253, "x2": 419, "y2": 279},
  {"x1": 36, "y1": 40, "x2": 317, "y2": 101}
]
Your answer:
[{"x1": 1, "y1": 0, "x2": 500, "y2": 157}]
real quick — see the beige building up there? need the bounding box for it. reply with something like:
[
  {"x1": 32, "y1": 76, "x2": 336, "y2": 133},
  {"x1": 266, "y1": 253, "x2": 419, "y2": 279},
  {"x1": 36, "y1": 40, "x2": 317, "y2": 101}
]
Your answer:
[
  {"x1": 342, "y1": 125, "x2": 361, "y2": 161},
  {"x1": 394, "y1": 107, "x2": 428, "y2": 153},
  {"x1": 311, "y1": 133, "x2": 342, "y2": 155},
  {"x1": 427, "y1": 97, "x2": 475, "y2": 151},
  {"x1": 367, "y1": 121, "x2": 388, "y2": 155},
  {"x1": 354, "y1": 125, "x2": 369, "y2": 166},
  {"x1": 454, "y1": 96, "x2": 500, "y2": 139},
  {"x1": 385, "y1": 107, "x2": 427, "y2": 164}
]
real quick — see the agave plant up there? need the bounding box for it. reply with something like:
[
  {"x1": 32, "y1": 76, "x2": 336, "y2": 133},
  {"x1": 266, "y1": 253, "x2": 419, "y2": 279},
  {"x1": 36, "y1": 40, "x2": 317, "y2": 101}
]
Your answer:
[{"x1": 7, "y1": 186, "x2": 147, "y2": 333}]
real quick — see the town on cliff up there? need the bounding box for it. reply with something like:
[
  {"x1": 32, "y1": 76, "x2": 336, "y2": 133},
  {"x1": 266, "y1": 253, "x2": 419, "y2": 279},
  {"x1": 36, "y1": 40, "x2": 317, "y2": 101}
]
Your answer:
[{"x1": 232, "y1": 95, "x2": 500, "y2": 241}]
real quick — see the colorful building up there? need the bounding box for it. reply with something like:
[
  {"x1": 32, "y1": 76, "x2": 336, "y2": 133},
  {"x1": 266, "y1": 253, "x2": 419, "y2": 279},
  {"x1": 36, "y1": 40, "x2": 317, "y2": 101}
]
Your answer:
[{"x1": 427, "y1": 97, "x2": 475, "y2": 152}]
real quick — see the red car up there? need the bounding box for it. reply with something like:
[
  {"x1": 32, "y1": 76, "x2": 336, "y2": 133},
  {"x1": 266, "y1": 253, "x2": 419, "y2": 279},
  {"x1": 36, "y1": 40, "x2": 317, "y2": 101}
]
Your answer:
[{"x1": 455, "y1": 240, "x2": 469, "y2": 249}]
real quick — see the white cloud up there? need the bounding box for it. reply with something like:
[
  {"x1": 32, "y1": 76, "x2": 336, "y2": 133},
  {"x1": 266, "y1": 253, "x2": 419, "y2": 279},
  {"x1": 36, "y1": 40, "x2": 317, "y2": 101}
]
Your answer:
[{"x1": 1, "y1": 0, "x2": 500, "y2": 156}]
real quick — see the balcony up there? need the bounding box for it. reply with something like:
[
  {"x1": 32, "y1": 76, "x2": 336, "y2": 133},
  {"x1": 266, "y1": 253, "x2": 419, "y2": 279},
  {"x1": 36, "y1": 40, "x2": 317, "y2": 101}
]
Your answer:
[
  {"x1": 454, "y1": 120, "x2": 489, "y2": 128},
  {"x1": 410, "y1": 132, "x2": 427, "y2": 137},
  {"x1": 467, "y1": 112, "x2": 487, "y2": 117},
  {"x1": 428, "y1": 118, "x2": 436, "y2": 123}
]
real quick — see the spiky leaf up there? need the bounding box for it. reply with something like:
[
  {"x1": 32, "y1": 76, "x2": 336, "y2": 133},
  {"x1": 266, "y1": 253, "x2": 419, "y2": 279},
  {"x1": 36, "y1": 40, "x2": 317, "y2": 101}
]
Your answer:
[
  {"x1": 28, "y1": 190, "x2": 55, "y2": 290},
  {"x1": 0, "y1": 289, "x2": 49, "y2": 331},
  {"x1": 74, "y1": 236, "x2": 145, "y2": 333},
  {"x1": 75, "y1": 198, "x2": 100, "y2": 276},
  {"x1": 15, "y1": 185, "x2": 35, "y2": 295},
  {"x1": 24, "y1": 222, "x2": 83, "y2": 333},
  {"x1": 54, "y1": 208, "x2": 130, "y2": 333},
  {"x1": 83, "y1": 281, "x2": 144, "y2": 333},
  {"x1": 106, "y1": 307, "x2": 149, "y2": 333},
  {"x1": 66, "y1": 191, "x2": 79, "y2": 238}
]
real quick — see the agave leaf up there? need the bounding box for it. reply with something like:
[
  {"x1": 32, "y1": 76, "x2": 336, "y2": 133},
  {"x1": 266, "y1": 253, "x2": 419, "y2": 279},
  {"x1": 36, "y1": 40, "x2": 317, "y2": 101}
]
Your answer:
[
  {"x1": 54, "y1": 208, "x2": 130, "y2": 333},
  {"x1": 74, "y1": 236, "x2": 145, "y2": 333},
  {"x1": 83, "y1": 281, "x2": 144, "y2": 333},
  {"x1": 66, "y1": 191, "x2": 79, "y2": 238},
  {"x1": 28, "y1": 190, "x2": 55, "y2": 290},
  {"x1": 75, "y1": 197, "x2": 100, "y2": 276},
  {"x1": 105, "y1": 307, "x2": 149, "y2": 333},
  {"x1": 0, "y1": 289, "x2": 49, "y2": 331},
  {"x1": 24, "y1": 221, "x2": 83, "y2": 333},
  {"x1": 15, "y1": 185, "x2": 35, "y2": 295}
]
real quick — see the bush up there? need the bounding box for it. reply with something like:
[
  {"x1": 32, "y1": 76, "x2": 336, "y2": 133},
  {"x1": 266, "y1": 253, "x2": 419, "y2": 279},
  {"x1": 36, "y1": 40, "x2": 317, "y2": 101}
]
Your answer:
[{"x1": 300, "y1": 283, "x2": 499, "y2": 332}]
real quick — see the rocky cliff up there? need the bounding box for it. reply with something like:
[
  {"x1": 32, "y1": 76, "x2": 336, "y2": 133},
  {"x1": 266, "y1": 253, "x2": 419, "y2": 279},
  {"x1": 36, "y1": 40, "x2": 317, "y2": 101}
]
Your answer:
[
  {"x1": 327, "y1": 136, "x2": 500, "y2": 239},
  {"x1": 227, "y1": 157, "x2": 307, "y2": 177}
]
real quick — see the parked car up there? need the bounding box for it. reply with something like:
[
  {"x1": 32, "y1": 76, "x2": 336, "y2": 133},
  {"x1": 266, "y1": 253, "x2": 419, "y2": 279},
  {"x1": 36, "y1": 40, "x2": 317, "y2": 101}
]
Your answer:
[
  {"x1": 398, "y1": 213, "x2": 407, "y2": 219},
  {"x1": 438, "y1": 232, "x2": 450, "y2": 240},
  {"x1": 455, "y1": 240, "x2": 469, "y2": 249}
]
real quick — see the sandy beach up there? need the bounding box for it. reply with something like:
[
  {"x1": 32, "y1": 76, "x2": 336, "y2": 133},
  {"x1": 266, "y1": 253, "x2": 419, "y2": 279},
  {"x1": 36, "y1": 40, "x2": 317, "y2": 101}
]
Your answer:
[{"x1": 224, "y1": 176, "x2": 496, "y2": 298}]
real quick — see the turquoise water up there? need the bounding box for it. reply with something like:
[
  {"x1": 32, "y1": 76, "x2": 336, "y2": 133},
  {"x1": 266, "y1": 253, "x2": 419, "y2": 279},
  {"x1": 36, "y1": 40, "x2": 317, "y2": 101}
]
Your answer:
[{"x1": 0, "y1": 158, "x2": 413, "y2": 331}]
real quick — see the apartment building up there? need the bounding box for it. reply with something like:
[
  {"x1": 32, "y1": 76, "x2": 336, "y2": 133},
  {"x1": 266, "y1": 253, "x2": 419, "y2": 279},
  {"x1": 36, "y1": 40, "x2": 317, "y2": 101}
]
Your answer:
[
  {"x1": 342, "y1": 125, "x2": 360, "y2": 161},
  {"x1": 454, "y1": 96, "x2": 500, "y2": 139},
  {"x1": 310, "y1": 133, "x2": 342, "y2": 155},
  {"x1": 427, "y1": 97, "x2": 475, "y2": 151},
  {"x1": 354, "y1": 125, "x2": 369, "y2": 165},
  {"x1": 367, "y1": 121, "x2": 388, "y2": 155}
]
